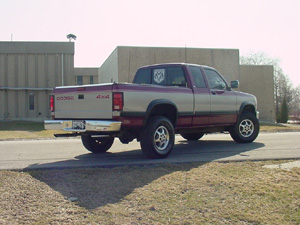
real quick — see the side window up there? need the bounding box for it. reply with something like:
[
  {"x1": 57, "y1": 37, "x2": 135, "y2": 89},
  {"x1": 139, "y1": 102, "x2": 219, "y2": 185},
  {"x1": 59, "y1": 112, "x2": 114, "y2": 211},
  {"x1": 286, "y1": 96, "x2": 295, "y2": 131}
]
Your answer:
[
  {"x1": 204, "y1": 69, "x2": 227, "y2": 90},
  {"x1": 166, "y1": 67, "x2": 187, "y2": 87},
  {"x1": 152, "y1": 66, "x2": 187, "y2": 87},
  {"x1": 134, "y1": 69, "x2": 151, "y2": 84},
  {"x1": 134, "y1": 66, "x2": 187, "y2": 87},
  {"x1": 189, "y1": 66, "x2": 207, "y2": 88}
]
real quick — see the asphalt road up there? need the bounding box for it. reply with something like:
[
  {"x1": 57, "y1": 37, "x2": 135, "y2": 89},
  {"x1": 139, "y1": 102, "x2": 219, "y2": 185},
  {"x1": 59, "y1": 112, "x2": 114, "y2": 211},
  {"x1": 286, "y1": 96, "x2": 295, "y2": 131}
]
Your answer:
[{"x1": 0, "y1": 132, "x2": 300, "y2": 170}]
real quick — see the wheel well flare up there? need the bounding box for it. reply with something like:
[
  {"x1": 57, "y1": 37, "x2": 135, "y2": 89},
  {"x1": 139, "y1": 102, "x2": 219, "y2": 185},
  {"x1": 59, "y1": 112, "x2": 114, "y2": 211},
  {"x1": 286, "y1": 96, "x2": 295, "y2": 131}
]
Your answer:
[{"x1": 146, "y1": 104, "x2": 177, "y2": 126}]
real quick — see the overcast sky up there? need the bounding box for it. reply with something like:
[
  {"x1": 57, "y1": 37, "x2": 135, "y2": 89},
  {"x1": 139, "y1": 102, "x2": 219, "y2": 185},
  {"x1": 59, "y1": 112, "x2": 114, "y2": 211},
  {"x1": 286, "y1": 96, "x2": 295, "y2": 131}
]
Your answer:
[{"x1": 1, "y1": 0, "x2": 299, "y2": 87}]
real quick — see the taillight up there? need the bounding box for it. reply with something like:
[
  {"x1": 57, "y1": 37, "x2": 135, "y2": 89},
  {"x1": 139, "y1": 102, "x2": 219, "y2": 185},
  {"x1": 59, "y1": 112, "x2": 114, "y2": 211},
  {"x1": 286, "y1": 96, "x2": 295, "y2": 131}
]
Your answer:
[
  {"x1": 113, "y1": 92, "x2": 123, "y2": 111},
  {"x1": 50, "y1": 95, "x2": 54, "y2": 112}
]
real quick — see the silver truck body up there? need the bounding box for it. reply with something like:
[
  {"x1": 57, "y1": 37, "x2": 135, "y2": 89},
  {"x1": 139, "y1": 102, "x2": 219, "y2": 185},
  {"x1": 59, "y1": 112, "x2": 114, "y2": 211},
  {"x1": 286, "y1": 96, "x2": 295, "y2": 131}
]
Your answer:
[{"x1": 45, "y1": 63, "x2": 259, "y2": 159}]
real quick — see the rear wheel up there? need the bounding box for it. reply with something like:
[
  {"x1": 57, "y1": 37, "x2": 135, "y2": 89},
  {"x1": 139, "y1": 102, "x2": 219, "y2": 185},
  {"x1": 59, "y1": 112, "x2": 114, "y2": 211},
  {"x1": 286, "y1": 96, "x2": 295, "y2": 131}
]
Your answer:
[
  {"x1": 230, "y1": 112, "x2": 259, "y2": 143},
  {"x1": 181, "y1": 132, "x2": 204, "y2": 141},
  {"x1": 140, "y1": 116, "x2": 175, "y2": 159},
  {"x1": 81, "y1": 134, "x2": 114, "y2": 153}
]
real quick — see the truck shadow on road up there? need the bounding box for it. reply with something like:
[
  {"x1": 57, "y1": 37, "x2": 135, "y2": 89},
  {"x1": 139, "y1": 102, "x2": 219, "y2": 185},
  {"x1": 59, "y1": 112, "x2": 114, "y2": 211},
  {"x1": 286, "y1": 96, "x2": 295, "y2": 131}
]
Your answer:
[{"x1": 26, "y1": 139, "x2": 265, "y2": 210}]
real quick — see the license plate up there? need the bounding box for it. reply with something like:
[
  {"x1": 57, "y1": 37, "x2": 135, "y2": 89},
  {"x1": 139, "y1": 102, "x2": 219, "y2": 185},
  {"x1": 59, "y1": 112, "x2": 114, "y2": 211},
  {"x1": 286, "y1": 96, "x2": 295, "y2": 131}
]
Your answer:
[{"x1": 72, "y1": 120, "x2": 85, "y2": 130}]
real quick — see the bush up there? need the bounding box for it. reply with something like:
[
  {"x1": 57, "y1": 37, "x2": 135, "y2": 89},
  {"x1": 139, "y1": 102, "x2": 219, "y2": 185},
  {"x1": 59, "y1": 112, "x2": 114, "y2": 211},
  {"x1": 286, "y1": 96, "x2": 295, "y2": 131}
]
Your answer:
[{"x1": 278, "y1": 98, "x2": 289, "y2": 123}]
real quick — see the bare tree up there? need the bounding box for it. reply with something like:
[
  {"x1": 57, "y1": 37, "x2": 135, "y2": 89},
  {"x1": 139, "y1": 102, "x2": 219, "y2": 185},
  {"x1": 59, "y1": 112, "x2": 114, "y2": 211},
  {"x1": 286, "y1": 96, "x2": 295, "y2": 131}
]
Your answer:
[
  {"x1": 240, "y1": 51, "x2": 293, "y2": 121},
  {"x1": 290, "y1": 85, "x2": 300, "y2": 121},
  {"x1": 240, "y1": 52, "x2": 280, "y2": 66}
]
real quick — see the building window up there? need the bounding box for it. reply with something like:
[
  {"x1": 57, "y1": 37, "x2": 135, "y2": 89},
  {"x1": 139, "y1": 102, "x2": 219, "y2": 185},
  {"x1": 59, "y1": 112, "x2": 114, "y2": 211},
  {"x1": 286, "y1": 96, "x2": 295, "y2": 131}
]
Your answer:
[
  {"x1": 29, "y1": 93, "x2": 34, "y2": 110},
  {"x1": 90, "y1": 76, "x2": 94, "y2": 84},
  {"x1": 77, "y1": 76, "x2": 83, "y2": 85}
]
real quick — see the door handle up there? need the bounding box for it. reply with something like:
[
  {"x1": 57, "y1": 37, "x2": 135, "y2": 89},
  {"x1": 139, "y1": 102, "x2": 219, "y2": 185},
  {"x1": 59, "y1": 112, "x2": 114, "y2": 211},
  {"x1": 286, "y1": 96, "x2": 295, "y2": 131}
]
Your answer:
[{"x1": 211, "y1": 91, "x2": 217, "y2": 95}]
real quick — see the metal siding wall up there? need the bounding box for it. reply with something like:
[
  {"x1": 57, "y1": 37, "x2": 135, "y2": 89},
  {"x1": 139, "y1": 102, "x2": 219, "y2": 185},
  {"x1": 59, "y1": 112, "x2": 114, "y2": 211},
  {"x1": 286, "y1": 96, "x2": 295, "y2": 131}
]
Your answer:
[
  {"x1": 7, "y1": 90, "x2": 16, "y2": 119},
  {"x1": 18, "y1": 90, "x2": 26, "y2": 119},
  {"x1": 66, "y1": 54, "x2": 74, "y2": 86},
  {"x1": 17, "y1": 55, "x2": 26, "y2": 87},
  {"x1": 56, "y1": 54, "x2": 62, "y2": 86},
  {"x1": 27, "y1": 54, "x2": 36, "y2": 88},
  {"x1": 0, "y1": 55, "x2": 5, "y2": 119},
  {"x1": 46, "y1": 91, "x2": 51, "y2": 118},
  {"x1": 37, "y1": 54, "x2": 46, "y2": 88},
  {"x1": 0, "y1": 90, "x2": 5, "y2": 119},
  {"x1": 7, "y1": 54, "x2": 15, "y2": 87},
  {"x1": 0, "y1": 48, "x2": 74, "y2": 121},
  {"x1": 47, "y1": 54, "x2": 56, "y2": 87}
]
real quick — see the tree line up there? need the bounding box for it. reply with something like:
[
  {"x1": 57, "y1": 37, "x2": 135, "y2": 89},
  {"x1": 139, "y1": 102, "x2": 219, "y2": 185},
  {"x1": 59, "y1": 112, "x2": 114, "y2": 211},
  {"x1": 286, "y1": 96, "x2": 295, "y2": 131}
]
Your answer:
[{"x1": 240, "y1": 52, "x2": 300, "y2": 123}]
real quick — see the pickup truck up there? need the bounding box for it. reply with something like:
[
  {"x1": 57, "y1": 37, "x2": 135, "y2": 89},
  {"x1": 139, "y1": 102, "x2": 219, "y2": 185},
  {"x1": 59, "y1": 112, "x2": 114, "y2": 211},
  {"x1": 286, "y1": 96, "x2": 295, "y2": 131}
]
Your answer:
[{"x1": 45, "y1": 63, "x2": 259, "y2": 159}]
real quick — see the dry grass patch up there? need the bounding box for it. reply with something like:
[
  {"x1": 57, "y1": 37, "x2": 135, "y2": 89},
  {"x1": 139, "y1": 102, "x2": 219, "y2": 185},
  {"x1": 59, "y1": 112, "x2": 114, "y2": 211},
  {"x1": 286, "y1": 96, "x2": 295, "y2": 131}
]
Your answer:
[
  {"x1": 0, "y1": 161, "x2": 299, "y2": 224},
  {"x1": 0, "y1": 121, "x2": 65, "y2": 140},
  {"x1": 260, "y1": 122, "x2": 300, "y2": 132}
]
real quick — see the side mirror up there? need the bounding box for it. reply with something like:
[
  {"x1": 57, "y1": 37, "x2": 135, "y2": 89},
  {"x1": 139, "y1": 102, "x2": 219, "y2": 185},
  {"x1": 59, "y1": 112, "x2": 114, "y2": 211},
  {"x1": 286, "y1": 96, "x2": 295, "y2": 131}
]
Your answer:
[{"x1": 230, "y1": 80, "x2": 239, "y2": 89}]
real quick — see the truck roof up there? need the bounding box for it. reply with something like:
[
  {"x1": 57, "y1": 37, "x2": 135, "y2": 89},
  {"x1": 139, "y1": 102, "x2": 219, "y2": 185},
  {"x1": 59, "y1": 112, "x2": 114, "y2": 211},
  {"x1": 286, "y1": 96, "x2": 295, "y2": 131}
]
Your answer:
[{"x1": 137, "y1": 63, "x2": 215, "y2": 70}]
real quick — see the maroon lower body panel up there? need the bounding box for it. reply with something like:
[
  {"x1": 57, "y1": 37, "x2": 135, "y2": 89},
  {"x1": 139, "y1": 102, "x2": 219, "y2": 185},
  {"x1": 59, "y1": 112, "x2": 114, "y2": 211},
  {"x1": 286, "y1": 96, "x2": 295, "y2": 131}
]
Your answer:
[
  {"x1": 113, "y1": 115, "x2": 193, "y2": 129},
  {"x1": 113, "y1": 116, "x2": 144, "y2": 128},
  {"x1": 113, "y1": 113, "x2": 237, "y2": 130},
  {"x1": 209, "y1": 114, "x2": 237, "y2": 125}
]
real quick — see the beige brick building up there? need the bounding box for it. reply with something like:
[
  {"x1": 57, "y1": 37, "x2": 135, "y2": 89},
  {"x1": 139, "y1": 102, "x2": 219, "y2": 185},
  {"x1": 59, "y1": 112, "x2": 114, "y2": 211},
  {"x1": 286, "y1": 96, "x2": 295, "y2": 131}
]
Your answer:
[
  {"x1": 240, "y1": 65, "x2": 275, "y2": 122},
  {"x1": 100, "y1": 46, "x2": 275, "y2": 122},
  {"x1": 74, "y1": 68, "x2": 98, "y2": 85},
  {"x1": 0, "y1": 43, "x2": 275, "y2": 122}
]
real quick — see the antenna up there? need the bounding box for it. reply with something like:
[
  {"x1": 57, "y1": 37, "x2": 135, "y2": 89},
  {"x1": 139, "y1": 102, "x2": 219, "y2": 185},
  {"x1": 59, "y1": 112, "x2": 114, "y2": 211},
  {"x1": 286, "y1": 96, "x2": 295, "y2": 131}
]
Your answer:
[
  {"x1": 11, "y1": 33, "x2": 13, "y2": 41},
  {"x1": 185, "y1": 44, "x2": 187, "y2": 63},
  {"x1": 128, "y1": 51, "x2": 131, "y2": 82}
]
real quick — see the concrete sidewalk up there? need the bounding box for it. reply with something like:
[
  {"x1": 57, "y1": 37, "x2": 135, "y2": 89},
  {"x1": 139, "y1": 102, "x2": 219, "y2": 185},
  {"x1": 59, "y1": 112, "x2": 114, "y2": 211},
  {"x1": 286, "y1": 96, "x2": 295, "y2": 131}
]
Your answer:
[{"x1": 263, "y1": 160, "x2": 300, "y2": 171}]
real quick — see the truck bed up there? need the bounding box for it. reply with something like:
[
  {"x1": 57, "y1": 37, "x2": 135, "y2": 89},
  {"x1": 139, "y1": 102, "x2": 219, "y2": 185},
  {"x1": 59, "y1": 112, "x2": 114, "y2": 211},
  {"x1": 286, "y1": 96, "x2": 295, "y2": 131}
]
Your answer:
[{"x1": 52, "y1": 83, "x2": 114, "y2": 119}]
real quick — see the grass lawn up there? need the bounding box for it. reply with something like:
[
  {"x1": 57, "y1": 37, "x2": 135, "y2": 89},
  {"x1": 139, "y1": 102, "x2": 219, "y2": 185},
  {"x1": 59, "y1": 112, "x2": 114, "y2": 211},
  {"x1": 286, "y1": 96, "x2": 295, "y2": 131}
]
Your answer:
[
  {"x1": 0, "y1": 122, "x2": 299, "y2": 224},
  {"x1": 0, "y1": 161, "x2": 299, "y2": 224},
  {"x1": 0, "y1": 121, "x2": 299, "y2": 140},
  {"x1": 0, "y1": 121, "x2": 65, "y2": 140}
]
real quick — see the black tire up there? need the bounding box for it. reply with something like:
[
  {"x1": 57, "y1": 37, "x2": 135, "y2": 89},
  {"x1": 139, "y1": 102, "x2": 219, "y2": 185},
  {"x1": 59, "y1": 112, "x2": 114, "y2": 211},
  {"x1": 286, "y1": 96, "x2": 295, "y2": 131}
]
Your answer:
[
  {"x1": 81, "y1": 134, "x2": 114, "y2": 153},
  {"x1": 181, "y1": 132, "x2": 204, "y2": 141},
  {"x1": 140, "y1": 116, "x2": 175, "y2": 159},
  {"x1": 230, "y1": 112, "x2": 259, "y2": 143}
]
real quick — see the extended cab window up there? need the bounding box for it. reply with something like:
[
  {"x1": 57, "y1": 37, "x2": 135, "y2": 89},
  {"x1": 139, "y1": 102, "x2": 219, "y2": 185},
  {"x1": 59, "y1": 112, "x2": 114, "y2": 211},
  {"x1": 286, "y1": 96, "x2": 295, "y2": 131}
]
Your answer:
[
  {"x1": 166, "y1": 67, "x2": 187, "y2": 87},
  {"x1": 189, "y1": 66, "x2": 207, "y2": 88},
  {"x1": 134, "y1": 69, "x2": 151, "y2": 84},
  {"x1": 204, "y1": 68, "x2": 227, "y2": 90},
  {"x1": 134, "y1": 66, "x2": 187, "y2": 87},
  {"x1": 152, "y1": 66, "x2": 187, "y2": 87}
]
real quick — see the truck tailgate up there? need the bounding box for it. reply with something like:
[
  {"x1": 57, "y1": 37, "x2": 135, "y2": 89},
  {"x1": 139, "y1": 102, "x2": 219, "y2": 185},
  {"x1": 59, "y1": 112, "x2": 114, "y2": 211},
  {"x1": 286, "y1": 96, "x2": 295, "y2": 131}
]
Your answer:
[{"x1": 53, "y1": 84, "x2": 113, "y2": 119}]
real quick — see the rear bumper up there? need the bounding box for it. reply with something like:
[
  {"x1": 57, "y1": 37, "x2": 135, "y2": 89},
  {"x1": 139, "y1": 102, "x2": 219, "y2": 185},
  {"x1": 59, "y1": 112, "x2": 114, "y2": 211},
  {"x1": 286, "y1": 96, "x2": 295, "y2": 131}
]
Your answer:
[{"x1": 44, "y1": 120, "x2": 121, "y2": 132}]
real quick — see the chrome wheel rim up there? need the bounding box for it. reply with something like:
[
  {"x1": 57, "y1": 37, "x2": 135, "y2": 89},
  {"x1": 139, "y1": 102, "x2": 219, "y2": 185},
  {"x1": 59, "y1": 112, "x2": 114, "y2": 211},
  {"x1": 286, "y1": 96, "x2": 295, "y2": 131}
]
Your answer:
[
  {"x1": 154, "y1": 126, "x2": 169, "y2": 151},
  {"x1": 239, "y1": 119, "x2": 254, "y2": 138}
]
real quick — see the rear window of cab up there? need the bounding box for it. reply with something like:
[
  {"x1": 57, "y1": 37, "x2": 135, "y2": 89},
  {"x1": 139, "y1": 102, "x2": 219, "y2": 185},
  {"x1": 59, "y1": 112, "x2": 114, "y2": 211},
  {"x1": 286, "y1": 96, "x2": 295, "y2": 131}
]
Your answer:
[{"x1": 134, "y1": 66, "x2": 188, "y2": 87}]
